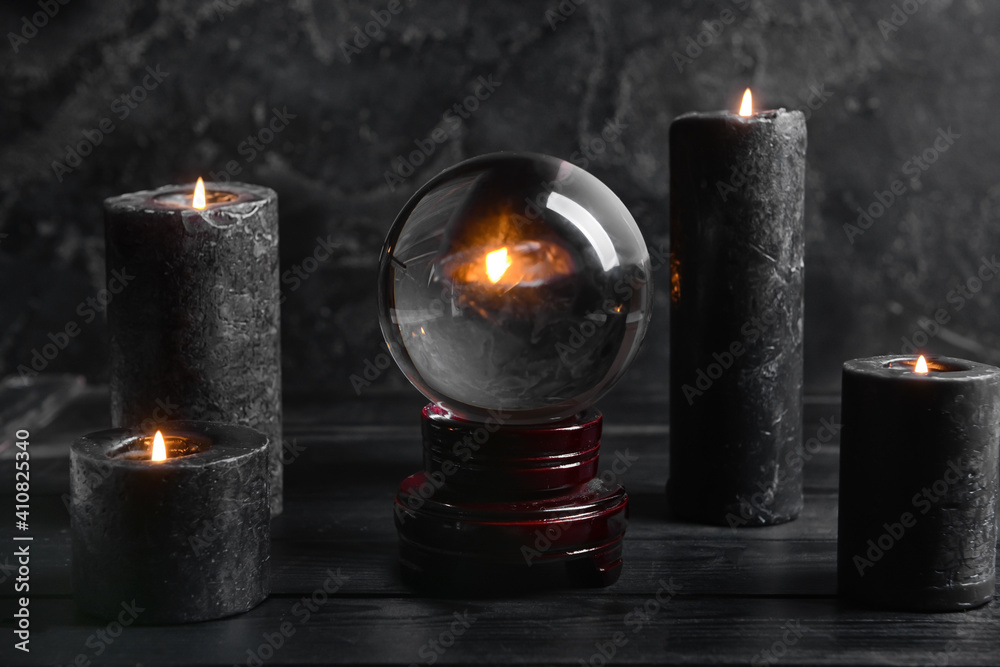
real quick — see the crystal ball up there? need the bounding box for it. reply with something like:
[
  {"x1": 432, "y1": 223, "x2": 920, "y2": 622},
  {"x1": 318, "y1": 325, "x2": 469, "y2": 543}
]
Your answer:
[{"x1": 378, "y1": 152, "x2": 653, "y2": 424}]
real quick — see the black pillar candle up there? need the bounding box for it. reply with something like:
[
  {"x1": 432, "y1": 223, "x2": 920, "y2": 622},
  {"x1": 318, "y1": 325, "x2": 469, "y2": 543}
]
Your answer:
[
  {"x1": 71, "y1": 420, "x2": 271, "y2": 624},
  {"x1": 838, "y1": 355, "x2": 1000, "y2": 611},
  {"x1": 668, "y1": 94, "x2": 807, "y2": 526},
  {"x1": 104, "y1": 181, "x2": 283, "y2": 515}
]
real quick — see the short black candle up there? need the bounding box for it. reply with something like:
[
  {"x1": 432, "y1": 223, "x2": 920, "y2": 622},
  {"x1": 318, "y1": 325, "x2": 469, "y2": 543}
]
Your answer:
[
  {"x1": 668, "y1": 101, "x2": 807, "y2": 526},
  {"x1": 104, "y1": 182, "x2": 283, "y2": 515},
  {"x1": 838, "y1": 355, "x2": 1000, "y2": 611},
  {"x1": 71, "y1": 420, "x2": 270, "y2": 624}
]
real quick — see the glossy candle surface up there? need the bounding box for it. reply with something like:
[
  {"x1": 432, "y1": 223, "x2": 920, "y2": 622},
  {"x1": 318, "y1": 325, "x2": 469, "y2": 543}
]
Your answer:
[
  {"x1": 104, "y1": 182, "x2": 283, "y2": 515},
  {"x1": 668, "y1": 106, "x2": 807, "y2": 526},
  {"x1": 838, "y1": 355, "x2": 1000, "y2": 611}
]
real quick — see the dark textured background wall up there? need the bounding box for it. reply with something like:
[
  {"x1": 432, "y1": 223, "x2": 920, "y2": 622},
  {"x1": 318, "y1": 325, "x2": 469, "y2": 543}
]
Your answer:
[{"x1": 1, "y1": 0, "x2": 998, "y2": 399}]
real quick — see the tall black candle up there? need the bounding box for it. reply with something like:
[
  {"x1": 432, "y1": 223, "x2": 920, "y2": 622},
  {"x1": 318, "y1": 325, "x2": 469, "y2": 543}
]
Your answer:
[
  {"x1": 71, "y1": 421, "x2": 271, "y2": 623},
  {"x1": 668, "y1": 92, "x2": 807, "y2": 526},
  {"x1": 104, "y1": 181, "x2": 283, "y2": 515},
  {"x1": 838, "y1": 355, "x2": 1000, "y2": 611}
]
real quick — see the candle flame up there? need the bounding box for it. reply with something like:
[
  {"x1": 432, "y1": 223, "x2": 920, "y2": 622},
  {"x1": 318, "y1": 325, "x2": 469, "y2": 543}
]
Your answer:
[
  {"x1": 739, "y1": 88, "x2": 753, "y2": 117},
  {"x1": 485, "y1": 247, "x2": 512, "y2": 283},
  {"x1": 192, "y1": 177, "x2": 206, "y2": 209},
  {"x1": 151, "y1": 430, "x2": 167, "y2": 461},
  {"x1": 915, "y1": 355, "x2": 929, "y2": 374}
]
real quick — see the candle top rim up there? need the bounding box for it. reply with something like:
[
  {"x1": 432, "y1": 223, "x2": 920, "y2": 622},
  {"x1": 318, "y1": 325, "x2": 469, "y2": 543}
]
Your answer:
[
  {"x1": 883, "y1": 357, "x2": 960, "y2": 373},
  {"x1": 153, "y1": 189, "x2": 242, "y2": 209},
  {"x1": 110, "y1": 433, "x2": 212, "y2": 461},
  {"x1": 72, "y1": 420, "x2": 269, "y2": 467},
  {"x1": 843, "y1": 354, "x2": 1000, "y2": 380},
  {"x1": 674, "y1": 108, "x2": 799, "y2": 122},
  {"x1": 104, "y1": 181, "x2": 276, "y2": 213}
]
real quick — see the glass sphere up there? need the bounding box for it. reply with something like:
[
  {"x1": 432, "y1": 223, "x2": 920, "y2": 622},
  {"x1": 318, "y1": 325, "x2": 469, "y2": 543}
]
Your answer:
[{"x1": 378, "y1": 152, "x2": 653, "y2": 424}]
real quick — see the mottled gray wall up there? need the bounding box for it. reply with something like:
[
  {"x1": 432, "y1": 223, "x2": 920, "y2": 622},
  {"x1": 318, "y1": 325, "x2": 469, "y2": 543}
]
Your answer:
[{"x1": 1, "y1": 0, "x2": 998, "y2": 399}]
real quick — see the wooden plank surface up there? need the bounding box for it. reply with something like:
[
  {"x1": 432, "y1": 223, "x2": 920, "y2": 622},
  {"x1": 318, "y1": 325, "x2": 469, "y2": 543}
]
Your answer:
[{"x1": 1, "y1": 382, "x2": 997, "y2": 666}]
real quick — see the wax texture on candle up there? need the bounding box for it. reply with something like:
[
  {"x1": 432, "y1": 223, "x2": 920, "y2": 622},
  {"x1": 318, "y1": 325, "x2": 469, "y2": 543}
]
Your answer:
[
  {"x1": 104, "y1": 182, "x2": 283, "y2": 516},
  {"x1": 838, "y1": 355, "x2": 1000, "y2": 611},
  {"x1": 71, "y1": 421, "x2": 270, "y2": 624},
  {"x1": 668, "y1": 107, "x2": 807, "y2": 526}
]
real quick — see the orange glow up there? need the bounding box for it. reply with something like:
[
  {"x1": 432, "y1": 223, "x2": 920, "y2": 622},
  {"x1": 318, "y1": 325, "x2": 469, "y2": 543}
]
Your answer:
[
  {"x1": 435, "y1": 210, "x2": 577, "y2": 324},
  {"x1": 914, "y1": 355, "x2": 929, "y2": 374},
  {"x1": 151, "y1": 431, "x2": 167, "y2": 461},
  {"x1": 670, "y1": 255, "x2": 681, "y2": 304},
  {"x1": 739, "y1": 88, "x2": 753, "y2": 116},
  {"x1": 485, "y1": 248, "x2": 512, "y2": 283},
  {"x1": 440, "y1": 209, "x2": 576, "y2": 290},
  {"x1": 450, "y1": 239, "x2": 574, "y2": 290},
  {"x1": 192, "y1": 177, "x2": 206, "y2": 209}
]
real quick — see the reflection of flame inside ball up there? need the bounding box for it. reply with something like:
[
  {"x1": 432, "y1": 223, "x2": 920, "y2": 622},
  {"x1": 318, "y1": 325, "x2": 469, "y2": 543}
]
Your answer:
[
  {"x1": 437, "y1": 238, "x2": 578, "y2": 323},
  {"x1": 447, "y1": 240, "x2": 575, "y2": 290},
  {"x1": 378, "y1": 152, "x2": 653, "y2": 423},
  {"x1": 485, "y1": 248, "x2": 511, "y2": 283}
]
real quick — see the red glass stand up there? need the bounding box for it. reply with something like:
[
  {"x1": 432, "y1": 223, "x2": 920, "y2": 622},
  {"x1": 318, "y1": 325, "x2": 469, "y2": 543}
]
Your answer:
[{"x1": 394, "y1": 405, "x2": 628, "y2": 591}]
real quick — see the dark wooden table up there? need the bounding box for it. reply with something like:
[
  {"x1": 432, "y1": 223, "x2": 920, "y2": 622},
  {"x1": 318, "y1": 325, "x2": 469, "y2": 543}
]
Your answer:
[{"x1": 1, "y1": 376, "x2": 998, "y2": 666}]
